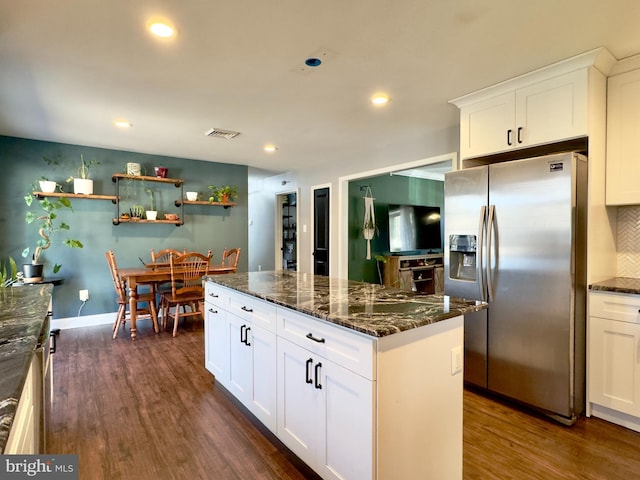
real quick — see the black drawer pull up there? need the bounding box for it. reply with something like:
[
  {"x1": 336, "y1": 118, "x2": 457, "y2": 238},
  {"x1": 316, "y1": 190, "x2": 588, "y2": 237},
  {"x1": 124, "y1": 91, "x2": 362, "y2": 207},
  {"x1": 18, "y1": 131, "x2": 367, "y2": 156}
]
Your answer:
[
  {"x1": 314, "y1": 362, "x2": 323, "y2": 389},
  {"x1": 241, "y1": 306, "x2": 254, "y2": 313},
  {"x1": 507, "y1": 129, "x2": 513, "y2": 146},
  {"x1": 306, "y1": 358, "x2": 313, "y2": 384},
  {"x1": 517, "y1": 127, "x2": 523, "y2": 144},
  {"x1": 208, "y1": 292, "x2": 219, "y2": 298},
  {"x1": 244, "y1": 327, "x2": 251, "y2": 347},
  {"x1": 306, "y1": 333, "x2": 325, "y2": 343},
  {"x1": 208, "y1": 308, "x2": 218, "y2": 314}
]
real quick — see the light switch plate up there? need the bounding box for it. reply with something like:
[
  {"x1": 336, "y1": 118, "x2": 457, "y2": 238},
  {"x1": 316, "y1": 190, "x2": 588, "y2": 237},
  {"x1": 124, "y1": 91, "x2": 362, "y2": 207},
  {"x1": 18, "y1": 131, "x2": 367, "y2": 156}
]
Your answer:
[{"x1": 451, "y1": 345, "x2": 463, "y2": 375}]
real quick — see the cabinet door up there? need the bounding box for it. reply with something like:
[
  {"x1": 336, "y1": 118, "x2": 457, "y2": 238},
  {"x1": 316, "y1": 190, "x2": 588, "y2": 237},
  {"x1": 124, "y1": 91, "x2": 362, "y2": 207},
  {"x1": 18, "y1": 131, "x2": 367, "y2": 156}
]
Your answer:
[
  {"x1": 516, "y1": 69, "x2": 588, "y2": 149},
  {"x1": 317, "y1": 359, "x2": 374, "y2": 480},
  {"x1": 606, "y1": 68, "x2": 640, "y2": 205},
  {"x1": 204, "y1": 302, "x2": 228, "y2": 385},
  {"x1": 227, "y1": 313, "x2": 253, "y2": 404},
  {"x1": 459, "y1": 91, "x2": 515, "y2": 159},
  {"x1": 589, "y1": 316, "x2": 640, "y2": 416},
  {"x1": 277, "y1": 337, "x2": 319, "y2": 468},
  {"x1": 248, "y1": 323, "x2": 277, "y2": 432}
]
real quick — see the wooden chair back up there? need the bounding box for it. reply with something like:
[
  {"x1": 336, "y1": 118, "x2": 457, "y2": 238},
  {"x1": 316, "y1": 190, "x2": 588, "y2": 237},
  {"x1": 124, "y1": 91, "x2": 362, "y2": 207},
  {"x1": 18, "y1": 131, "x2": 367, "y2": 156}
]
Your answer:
[
  {"x1": 105, "y1": 250, "x2": 127, "y2": 304},
  {"x1": 221, "y1": 248, "x2": 241, "y2": 271},
  {"x1": 150, "y1": 248, "x2": 185, "y2": 263},
  {"x1": 169, "y1": 251, "x2": 212, "y2": 298}
]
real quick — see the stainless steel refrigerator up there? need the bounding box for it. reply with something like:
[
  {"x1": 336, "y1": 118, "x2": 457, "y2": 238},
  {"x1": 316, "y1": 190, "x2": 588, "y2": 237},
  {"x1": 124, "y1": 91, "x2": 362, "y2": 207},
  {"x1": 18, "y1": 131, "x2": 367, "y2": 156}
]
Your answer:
[{"x1": 444, "y1": 152, "x2": 587, "y2": 424}]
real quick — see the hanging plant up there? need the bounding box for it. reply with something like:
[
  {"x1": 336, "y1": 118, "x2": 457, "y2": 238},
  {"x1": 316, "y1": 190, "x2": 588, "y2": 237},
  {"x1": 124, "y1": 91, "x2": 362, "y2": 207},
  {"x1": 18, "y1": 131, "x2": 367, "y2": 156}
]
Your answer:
[{"x1": 363, "y1": 186, "x2": 376, "y2": 260}]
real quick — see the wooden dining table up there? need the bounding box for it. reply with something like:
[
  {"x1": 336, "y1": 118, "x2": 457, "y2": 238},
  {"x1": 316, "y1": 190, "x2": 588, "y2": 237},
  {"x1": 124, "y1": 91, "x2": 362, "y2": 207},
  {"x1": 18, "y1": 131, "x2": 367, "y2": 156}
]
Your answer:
[{"x1": 118, "y1": 264, "x2": 236, "y2": 340}]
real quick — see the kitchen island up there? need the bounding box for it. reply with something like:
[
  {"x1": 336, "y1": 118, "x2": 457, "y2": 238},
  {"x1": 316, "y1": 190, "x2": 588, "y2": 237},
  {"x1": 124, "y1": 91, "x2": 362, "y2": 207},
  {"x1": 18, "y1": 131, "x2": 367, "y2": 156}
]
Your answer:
[
  {"x1": 204, "y1": 271, "x2": 486, "y2": 480},
  {"x1": 0, "y1": 284, "x2": 52, "y2": 454}
]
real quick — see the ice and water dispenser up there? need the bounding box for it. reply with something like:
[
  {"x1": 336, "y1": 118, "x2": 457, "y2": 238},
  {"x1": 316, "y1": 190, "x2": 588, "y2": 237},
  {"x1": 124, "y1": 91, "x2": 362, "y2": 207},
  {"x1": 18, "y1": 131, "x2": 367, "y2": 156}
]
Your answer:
[{"x1": 449, "y1": 234, "x2": 477, "y2": 281}]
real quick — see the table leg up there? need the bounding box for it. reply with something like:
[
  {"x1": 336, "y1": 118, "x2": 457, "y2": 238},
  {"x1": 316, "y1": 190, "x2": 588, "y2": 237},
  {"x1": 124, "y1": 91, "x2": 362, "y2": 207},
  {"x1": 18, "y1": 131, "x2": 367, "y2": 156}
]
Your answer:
[{"x1": 129, "y1": 282, "x2": 138, "y2": 340}]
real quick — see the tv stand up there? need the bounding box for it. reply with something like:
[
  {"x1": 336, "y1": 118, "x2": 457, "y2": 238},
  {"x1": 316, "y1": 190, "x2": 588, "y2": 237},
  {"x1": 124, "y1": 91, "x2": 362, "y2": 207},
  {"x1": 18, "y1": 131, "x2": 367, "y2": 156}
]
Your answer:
[{"x1": 383, "y1": 253, "x2": 444, "y2": 294}]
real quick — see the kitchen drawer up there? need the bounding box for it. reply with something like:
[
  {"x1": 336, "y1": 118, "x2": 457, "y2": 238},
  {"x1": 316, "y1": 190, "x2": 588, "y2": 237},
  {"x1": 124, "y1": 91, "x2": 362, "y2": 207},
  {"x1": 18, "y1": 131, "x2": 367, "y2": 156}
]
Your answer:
[
  {"x1": 277, "y1": 307, "x2": 375, "y2": 380},
  {"x1": 589, "y1": 291, "x2": 640, "y2": 324},
  {"x1": 227, "y1": 289, "x2": 277, "y2": 333},
  {"x1": 205, "y1": 282, "x2": 230, "y2": 307}
]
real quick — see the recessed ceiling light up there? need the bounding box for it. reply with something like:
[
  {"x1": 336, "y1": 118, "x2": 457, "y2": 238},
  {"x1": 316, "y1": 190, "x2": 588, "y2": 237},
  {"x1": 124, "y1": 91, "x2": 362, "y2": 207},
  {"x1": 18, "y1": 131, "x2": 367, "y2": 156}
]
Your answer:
[
  {"x1": 114, "y1": 119, "x2": 132, "y2": 128},
  {"x1": 264, "y1": 144, "x2": 278, "y2": 153},
  {"x1": 147, "y1": 18, "x2": 176, "y2": 39},
  {"x1": 371, "y1": 93, "x2": 390, "y2": 106}
]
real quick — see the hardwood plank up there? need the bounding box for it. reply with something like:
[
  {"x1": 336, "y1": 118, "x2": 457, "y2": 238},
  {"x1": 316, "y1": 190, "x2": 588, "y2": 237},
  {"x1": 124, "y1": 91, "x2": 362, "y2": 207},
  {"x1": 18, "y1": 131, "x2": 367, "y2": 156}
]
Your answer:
[{"x1": 47, "y1": 322, "x2": 640, "y2": 479}]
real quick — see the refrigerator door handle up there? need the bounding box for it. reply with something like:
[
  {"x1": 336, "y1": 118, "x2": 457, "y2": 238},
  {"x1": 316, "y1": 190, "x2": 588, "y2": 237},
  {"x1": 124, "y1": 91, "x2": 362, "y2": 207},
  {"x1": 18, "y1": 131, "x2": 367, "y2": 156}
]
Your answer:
[
  {"x1": 486, "y1": 204, "x2": 495, "y2": 302},
  {"x1": 477, "y1": 205, "x2": 487, "y2": 301}
]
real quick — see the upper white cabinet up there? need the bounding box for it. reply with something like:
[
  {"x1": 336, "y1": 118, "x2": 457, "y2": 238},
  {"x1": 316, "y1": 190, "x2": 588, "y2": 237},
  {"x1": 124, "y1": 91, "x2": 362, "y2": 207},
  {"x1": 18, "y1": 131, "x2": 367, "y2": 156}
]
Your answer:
[
  {"x1": 456, "y1": 69, "x2": 588, "y2": 159},
  {"x1": 450, "y1": 48, "x2": 615, "y2": 161},
  {"x1": 606, "y1": 60, "x2": 640, "y2": 205}
]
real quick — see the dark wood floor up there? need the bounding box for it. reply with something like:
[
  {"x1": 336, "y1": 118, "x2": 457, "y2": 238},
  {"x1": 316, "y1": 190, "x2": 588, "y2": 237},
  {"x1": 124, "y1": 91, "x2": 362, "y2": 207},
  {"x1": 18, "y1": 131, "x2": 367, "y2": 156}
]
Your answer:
[{"x1": 47, "y1": 320, "x2": 640, "y2": 479}]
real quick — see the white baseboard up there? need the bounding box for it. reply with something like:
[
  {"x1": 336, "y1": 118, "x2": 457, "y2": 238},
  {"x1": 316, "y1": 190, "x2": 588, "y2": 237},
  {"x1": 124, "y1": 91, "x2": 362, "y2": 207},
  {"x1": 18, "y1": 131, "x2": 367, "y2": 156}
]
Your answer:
[
  {"x1": 589, "y1": 402, "x2": 640, "y2": 433},
  {"x1": 52, "y1": 312, "x2": 114, "y2": 330}
]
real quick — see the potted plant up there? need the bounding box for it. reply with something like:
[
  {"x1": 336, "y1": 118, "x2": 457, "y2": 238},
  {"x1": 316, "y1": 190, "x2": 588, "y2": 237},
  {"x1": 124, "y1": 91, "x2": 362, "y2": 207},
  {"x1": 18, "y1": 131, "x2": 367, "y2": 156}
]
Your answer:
[
  {"x1": 208, "y1": 185, "x2": 237, "y2": 203},
  {"x1": 66, "y1": 154, "x2": 99, "y2": 195},
  {"x1": 145, "y1": 187, "x2": 157, "y2": 220},
  {"x1": 22, "y1": 191, "x2": 83, "y2": 280}
]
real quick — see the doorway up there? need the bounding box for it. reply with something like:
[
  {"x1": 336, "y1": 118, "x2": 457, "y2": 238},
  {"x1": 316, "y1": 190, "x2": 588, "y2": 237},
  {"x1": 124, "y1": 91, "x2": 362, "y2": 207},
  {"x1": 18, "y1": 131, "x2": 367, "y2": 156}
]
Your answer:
[
  {"x1": 313, "y1": 186, "x2": 330, "y2": 276},
  {"x1": 277, "y1": 191, "x2": 297, "y2": 271}
]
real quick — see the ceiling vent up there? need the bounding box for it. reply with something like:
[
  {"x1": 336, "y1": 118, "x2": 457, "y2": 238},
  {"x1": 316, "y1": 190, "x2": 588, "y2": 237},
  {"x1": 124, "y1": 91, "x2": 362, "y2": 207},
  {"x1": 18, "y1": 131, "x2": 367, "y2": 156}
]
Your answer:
[{"x1": 205, "y1": 127, "x2": 240, "y2": 139}]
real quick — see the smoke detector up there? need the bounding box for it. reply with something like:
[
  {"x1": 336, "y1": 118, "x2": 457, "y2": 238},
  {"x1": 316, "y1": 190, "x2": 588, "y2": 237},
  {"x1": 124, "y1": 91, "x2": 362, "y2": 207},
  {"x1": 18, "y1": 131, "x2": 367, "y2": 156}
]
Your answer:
[{"x1": 205, "y1": 127, "x2": 241, "y2": 139}]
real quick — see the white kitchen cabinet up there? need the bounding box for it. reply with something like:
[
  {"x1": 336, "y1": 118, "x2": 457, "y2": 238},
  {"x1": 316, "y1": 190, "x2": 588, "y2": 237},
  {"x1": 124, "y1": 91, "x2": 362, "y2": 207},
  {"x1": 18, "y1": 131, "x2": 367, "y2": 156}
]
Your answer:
[
  {"x1": 456, "y1": 69, "x2": 588, "y2": 159},
  {"x1": 227, "y1": 312, "x2": 277, "y2": 431},
  {"x1": 588, "y1": 291, "x2": 640, "y2": 431},
  {"x1": 277, "y1": 334, "x2": 374, "y2": 480},
  {"x1": 5, "y1": 357, "x2": 38, "y2": 454},
  {"x1": 606, "y1": 66, "x2": 640, "y2": 205},
  {"x1": 204, "y1": 283, "x2": 277, "y2": 432}
]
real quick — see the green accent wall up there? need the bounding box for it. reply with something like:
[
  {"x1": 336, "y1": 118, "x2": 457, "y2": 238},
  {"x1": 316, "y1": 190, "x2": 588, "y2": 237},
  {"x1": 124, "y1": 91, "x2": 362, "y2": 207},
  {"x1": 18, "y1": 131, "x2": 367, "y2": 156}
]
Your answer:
[
  {"x1": 0, "y1": 135, "x2": 248, "y2": 319},
  {"x1": 348, "y1": 174, "x2": 443, "y2": 284}
]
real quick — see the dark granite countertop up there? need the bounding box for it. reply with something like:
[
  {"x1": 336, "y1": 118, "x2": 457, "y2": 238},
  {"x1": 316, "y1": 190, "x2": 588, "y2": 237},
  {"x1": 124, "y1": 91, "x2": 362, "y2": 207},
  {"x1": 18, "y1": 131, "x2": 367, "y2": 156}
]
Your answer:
[
  {"x1": 204, "y1": 271, "x2": 487, "y2": 338},
  {"x1": 0, "y1": 284, "x2": 52, "y2": 453},
  {"x1": 589, "y1": 277, "x2": 640, "y2": 295}
]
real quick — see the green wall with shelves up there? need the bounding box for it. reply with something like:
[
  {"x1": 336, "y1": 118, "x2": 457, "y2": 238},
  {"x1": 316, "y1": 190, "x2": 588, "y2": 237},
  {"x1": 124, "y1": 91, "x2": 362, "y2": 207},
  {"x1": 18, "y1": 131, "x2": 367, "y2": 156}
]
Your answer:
[
  {"x1": 0, "y1": 135, "x2": 248, "y2": 319},
  {"x1": 348, "y1": 174, "x2": 443, "y2": 284}
]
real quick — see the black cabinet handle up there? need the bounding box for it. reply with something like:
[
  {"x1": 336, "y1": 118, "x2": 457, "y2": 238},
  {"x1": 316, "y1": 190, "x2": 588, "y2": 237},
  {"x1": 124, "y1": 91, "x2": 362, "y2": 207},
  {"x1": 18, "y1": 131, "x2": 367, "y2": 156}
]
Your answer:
[
  {"x1": 517, "y1": 127, "x2": 523, "y2": 144},
  {"x1": 241, "y1": 306, "x2": 253, "y2": 313},
  {"x1": 314, "y1": 362, "x2": 323, "y2": 389},
  {"x1": 240, "y1": 324, "x2": 246, "y2": 343},
  {"x1": 507, "y1": 129, "x2": 513, "y2": 146},
  {"x1": 306, "y1": 333, "x2": 326, "y2": 343},
  {"x1": 306, "y1": 358, "x2": 313, "y2": 384},
  {"x1": 49, "y1": 330, "x2": 57, "y2": 354},
  {"x1": 208, "y1": 308, "x2": 217, "y2": 314},
  {"x1": 245, "y1": 327, "x2": 251, "y2": 346},
  {"x1": 208, "y1": 292, "x2": 219, "y2": 298}
]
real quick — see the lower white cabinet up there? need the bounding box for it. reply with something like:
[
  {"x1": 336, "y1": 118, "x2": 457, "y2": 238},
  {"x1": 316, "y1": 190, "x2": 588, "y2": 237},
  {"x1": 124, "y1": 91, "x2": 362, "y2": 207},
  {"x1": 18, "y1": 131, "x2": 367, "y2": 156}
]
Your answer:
[
  {"x1": 5, "y1": 357, "x2": 38, "y2": 454},
  {"x1": 588, "y1": 291, "x2": 640, "y2": 431},
  {"x1": 277, "y1": 336, "x2": 374, "y2": 480}
]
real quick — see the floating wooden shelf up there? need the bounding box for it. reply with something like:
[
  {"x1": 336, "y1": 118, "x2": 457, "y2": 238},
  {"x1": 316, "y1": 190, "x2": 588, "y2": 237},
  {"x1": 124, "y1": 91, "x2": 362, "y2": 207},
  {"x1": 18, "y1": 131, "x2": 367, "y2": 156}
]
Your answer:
[
  {"x1": 111, "y1": 173, "x2": 184, "y2": 187},
  {"x1": 33, "y1": 191, "x2": 118, "y2": 201},
  {"x1": 112, "y1": 218, "x2": 183, "y2": 226},
  {"x1": 175, "y1": 200, "x2": 236, "y2": 208}
]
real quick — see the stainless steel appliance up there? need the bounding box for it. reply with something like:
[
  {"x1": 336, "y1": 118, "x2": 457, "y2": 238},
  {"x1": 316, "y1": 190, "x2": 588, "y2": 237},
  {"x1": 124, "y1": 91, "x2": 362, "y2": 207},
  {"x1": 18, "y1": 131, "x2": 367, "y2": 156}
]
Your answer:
[{"x1": 444, "y1": 152, "x2": 587, "y2": 424}]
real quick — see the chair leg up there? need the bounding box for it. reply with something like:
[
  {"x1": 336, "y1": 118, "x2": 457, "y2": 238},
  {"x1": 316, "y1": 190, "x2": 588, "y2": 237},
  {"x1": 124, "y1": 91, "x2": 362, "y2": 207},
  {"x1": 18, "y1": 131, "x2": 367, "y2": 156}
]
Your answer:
[
  {"x1": 150, "y1": 298, "x2": 159, "y2": 334},
  {"x1": 112, "y1": 304, "x2": 126, "y2": 339},
  {"x1": 173, "y1": 302, "x2": 181, "y2": 337}
]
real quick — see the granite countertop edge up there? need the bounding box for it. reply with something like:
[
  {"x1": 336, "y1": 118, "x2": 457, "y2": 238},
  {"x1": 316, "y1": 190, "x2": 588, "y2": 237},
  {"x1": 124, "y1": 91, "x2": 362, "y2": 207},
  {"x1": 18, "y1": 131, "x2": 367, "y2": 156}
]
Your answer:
[
  {"x1": 589, "y1": 277, "x2": 640, "y2": 295},
  {"x1": 205, "y1": 271, "x2": 487, "y2": 338},
  {"x1": 0, "y1": 284, "x2": 52, "y2": 454}
]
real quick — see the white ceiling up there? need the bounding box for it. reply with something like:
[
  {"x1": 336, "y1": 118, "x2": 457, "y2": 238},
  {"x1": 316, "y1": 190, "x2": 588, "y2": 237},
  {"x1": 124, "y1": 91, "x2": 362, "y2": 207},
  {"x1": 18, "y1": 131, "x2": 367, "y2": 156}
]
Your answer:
[{"x1": 2, "y1": 0, "x2": 640, "y2": 174}]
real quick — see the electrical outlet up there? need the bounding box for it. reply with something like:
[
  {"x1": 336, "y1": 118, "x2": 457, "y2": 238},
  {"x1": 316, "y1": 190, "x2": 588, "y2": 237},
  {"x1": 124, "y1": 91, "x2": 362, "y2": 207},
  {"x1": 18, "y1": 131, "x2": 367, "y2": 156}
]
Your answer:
[
  {"x1": 451, "y1": 345, "x2": 463, "y2": 376},
  {"x1": 79, "y1": 289, "x2": 89, "y2": 301}
]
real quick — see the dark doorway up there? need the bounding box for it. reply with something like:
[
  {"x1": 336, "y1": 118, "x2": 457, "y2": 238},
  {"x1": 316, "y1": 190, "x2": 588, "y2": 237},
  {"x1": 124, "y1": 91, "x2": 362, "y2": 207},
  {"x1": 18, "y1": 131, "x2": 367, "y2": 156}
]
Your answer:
[{"x1": 313, "y1": 187, "x2": 330, "y2": 276}]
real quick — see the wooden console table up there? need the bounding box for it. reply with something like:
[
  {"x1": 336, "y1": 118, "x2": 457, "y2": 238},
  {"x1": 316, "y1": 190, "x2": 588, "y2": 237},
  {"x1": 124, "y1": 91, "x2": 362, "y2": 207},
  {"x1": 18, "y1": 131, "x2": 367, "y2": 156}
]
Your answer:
[{"x1": 383, "y1": 254, "x2": 444, "y2": 294}]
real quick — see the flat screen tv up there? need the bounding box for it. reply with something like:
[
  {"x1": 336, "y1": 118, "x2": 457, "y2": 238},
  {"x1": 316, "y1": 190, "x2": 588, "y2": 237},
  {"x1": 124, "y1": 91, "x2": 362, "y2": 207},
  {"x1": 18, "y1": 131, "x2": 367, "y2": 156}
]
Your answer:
[{"x1": 388, "y1": 204, "x2": 442, "y2": 253}]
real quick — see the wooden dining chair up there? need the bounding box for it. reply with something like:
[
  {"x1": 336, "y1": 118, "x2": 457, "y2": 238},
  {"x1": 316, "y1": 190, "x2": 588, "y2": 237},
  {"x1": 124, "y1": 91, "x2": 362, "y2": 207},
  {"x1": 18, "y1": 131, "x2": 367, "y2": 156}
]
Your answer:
[
  {"x1": 150, "y1": 248, "x2": 185, "y2": 264},
  {"x1": 161, "y1": 251, "x2": 212, "y2": 337},
  {"x1": 221, "y1": 248, "x2": 241, "y2": 272},
  {"x1": 105, "y1": 250, "x2": 159, "y2": 339}
]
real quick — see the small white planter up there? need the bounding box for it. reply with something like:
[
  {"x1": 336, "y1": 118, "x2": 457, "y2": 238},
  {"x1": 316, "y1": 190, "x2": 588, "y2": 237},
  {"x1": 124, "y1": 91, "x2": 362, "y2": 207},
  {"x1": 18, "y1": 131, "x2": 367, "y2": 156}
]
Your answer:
[
  {"x1": 146, "y1": 210, "x2": 158, "y2": 221},
  {"x1": 73, "y1": 178, "x2": 94, "y2": 195},
  {"x1": 39, "y1": 180, "x2": 57, "y2": 193}
]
